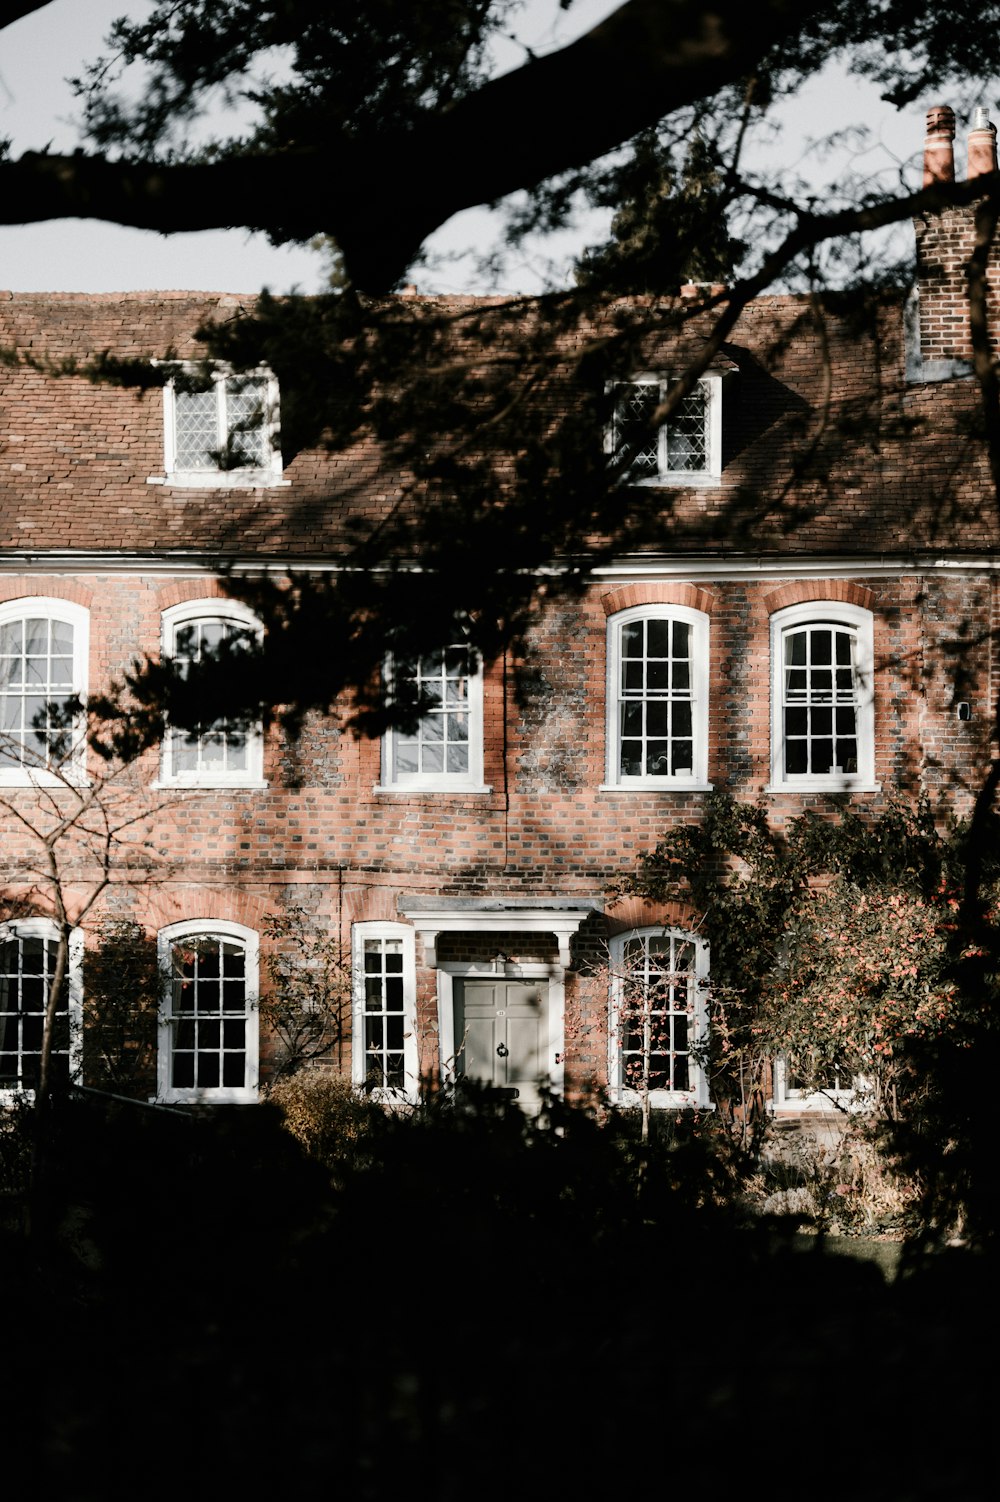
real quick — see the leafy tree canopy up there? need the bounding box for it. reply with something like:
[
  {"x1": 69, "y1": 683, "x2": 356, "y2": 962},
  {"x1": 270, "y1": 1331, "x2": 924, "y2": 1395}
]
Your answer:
[
  {"x1": 3, "y1": 1, "x2": 1000, "y2": 290},
  {"x1": 5, "y1": 1, "x2": 1000, "y2": 737}
]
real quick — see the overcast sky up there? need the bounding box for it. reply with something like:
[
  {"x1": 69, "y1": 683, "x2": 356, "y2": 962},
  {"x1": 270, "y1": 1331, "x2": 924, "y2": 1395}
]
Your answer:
[{"x1": 0, "y1": 0, "x2": 936, "y2": 296}]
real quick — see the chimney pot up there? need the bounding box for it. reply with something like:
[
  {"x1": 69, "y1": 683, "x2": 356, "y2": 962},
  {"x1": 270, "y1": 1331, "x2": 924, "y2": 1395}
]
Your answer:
[
  {"x1": 967, "y1": 108, "x2": 998, "y2": 180},
  {"x1": 924, "y1": 104, "x2": 957, "y2": 186}
]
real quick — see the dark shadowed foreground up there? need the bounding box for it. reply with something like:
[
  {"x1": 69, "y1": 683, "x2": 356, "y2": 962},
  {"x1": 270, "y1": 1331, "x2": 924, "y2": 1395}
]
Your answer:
[{"x1": 0, "y1": 1091, "x2": 992, "y2": 1500}]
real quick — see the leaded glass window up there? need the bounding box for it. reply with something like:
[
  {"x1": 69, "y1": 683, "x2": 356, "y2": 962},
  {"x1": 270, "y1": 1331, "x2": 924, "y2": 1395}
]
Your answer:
[
  {"x1": 612, "y1": 382, "x2": 661, "y2": 475},
  {"x1": 611, "y1": 378, "x2": 712, "y2": 478},
  {"x1": 174, "y1": 373, "x2": 269, "y2": 471}
]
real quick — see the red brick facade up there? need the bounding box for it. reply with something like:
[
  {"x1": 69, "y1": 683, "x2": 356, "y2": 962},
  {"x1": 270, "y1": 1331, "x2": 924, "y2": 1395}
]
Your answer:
[{"x1": 1, "y1": 148, "x2": 998, "y2": 1111}]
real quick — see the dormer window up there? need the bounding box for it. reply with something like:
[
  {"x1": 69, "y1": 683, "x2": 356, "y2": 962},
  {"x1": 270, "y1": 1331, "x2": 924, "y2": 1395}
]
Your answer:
[
  {"x1": 608, "y1": 373, "x2": 723, "y2": 484},
  {"x1": 152, "y1": 364, "x2": 283, "y2": 488}
]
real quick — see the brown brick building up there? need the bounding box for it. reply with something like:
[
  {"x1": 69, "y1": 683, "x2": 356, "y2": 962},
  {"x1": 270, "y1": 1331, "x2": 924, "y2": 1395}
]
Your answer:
[{"x1": 0, "y1": 107, "x2": 997, "y2": 1116}]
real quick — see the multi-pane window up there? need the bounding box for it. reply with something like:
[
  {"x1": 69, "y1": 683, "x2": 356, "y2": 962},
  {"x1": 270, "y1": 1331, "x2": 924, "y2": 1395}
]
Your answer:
[
  {"x1": 160, "y1": 603, "x2": 263, "y2": 785},
  {"x1": 382, "y1": 645, "x2": 485, "y2": 789},
  {"x1": 606, "y1": 606, "x2": 709, "y2": 786},
  {"x1": 175, "y1": 374, "x2": 268, "y2": 471},
  {"x1": 770, "y1": 603, "x2": 876, "y2": 790},
  {"x1": 781, "y1": 624, "x2": 859, "y2": 777},
  {"x1": 609, "y1": 927, "x2": 709, "y2": 1108},
  {"x1": 352, "y1": 923, "x2": 418, "y2": 1099},
  {"x1": 772, "y1": 1054, "x2": 868, "y2": 1113},
  {"x1": 361, "y1": 935, "x2": 406, "y2": 1090},
  {"x1": 608, "y1": 376, "x2": 721, "y2": 482},
  {"x1": 159, "y1": 364, "x2": 281, "y2": 486},
  {"x1": 0, "y1": 921, "x2": 82, "y2": 1095},
  {"x1": 158, "y1": 923, "x2": 259, "y2": 1103},
  {"x1": 0, "y1": 600, "x2": 87, "y2": 783}
]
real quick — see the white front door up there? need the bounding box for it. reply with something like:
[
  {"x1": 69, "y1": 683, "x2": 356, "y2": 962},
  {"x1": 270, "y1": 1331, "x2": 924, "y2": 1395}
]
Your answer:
[{"x1": 454, "y1": 979, "x2": 553, "y2": 1110}]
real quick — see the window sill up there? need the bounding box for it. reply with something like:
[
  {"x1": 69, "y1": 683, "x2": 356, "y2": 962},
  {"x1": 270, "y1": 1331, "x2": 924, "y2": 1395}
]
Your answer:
[
  {"x1": 625, "y1": 473, "x2": 722, "y2": 488},
  {"x1": 0, "y1": 770, "x2": 89, "y2": 789},
  {"x1": 765, "y1": 781, "x2": 881, "y2": 795},
  {"x1": 148, "y1": 472, "x2": 289, "y2": 490},
  {"x1": 158, "y1": 1088, "x2": 259, "y2": 1105},
  {"x1": 610, "y1": 1091, "x2": 714, "y2": 1111},
  {"x1": 152, "y1": 779, "x2": 268, "y2": 791},
  {"x1": 373, "y1": 783, "x2": 493, "y2": 796},
  {"x1": 599, "y1": 782, "x2": 713, "y2": 794}
]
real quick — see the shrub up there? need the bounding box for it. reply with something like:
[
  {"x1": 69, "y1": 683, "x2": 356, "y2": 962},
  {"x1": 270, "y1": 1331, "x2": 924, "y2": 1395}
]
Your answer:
[{"x1": 267, "y1": 1070, "x2": 379, "y2": 1180}]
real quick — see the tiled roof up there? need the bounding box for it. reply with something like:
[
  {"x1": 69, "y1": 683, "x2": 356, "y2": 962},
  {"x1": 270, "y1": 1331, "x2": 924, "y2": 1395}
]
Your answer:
[{"x1": 0, "y1": 287, "x2": 996, "y2": 561}]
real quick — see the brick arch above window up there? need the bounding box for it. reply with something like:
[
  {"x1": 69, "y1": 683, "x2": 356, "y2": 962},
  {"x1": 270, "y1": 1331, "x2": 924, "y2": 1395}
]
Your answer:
[
  {"x1": 0, "y1": 578, "x2": 94, "y2": 609},
  {"x1": 604, "y1": 895, "x2": 704, "y2": 937},
  {"x1": 145, "y1": 888, "x2": 270, "y2": 935},
  {"x1": 155, "y1": 578, "x2": 234, "y2": 612},
  {"x1": 762, "y1": 580, "x2": 876, "y2": 616},
  {"x1": 601, "y1": 582, "x2": 715, "y2": 617}
]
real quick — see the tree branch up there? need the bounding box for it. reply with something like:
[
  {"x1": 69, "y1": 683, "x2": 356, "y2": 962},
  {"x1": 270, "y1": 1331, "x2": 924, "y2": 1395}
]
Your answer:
[
  {"x1": 0, "y1": 0, "x2": 828, "y2": 288},
  {"x1": 0, "y1": 2, "x2": 57, "y2": 32}
]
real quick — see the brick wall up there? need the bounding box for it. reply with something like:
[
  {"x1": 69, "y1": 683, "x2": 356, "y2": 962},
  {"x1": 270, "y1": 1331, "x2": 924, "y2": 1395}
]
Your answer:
[{"x1": 0, "y1": 562, "x2": 991, "y2": 1095}]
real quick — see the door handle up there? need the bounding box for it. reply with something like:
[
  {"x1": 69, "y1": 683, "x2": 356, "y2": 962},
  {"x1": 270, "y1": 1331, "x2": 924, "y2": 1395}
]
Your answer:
[{"x1": 496, "y1": 1042, "x2": 508, "y2": 1057}]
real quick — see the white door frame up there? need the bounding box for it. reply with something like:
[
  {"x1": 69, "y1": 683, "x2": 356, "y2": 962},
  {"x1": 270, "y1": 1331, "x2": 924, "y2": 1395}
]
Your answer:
[{"x1": 437, "y1": 962, "x2": 565, "y2": 1099}]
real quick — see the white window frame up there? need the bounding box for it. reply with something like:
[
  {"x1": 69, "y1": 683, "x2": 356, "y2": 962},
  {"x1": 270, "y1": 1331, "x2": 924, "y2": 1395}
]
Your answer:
[
  {"x1": 608, "y1": 926, "x2": 711, "y2": 1110},
  {"x1": 771, "y1": 1056, "x2": 873, "y2": 1115},
  {"x1": 0, "y1": 597, "x2": 89, "y2": 787},
  {"x1": 768, "y1": 601, "x2": 879, "y2": 793},
  {"x1": 351, "y1": 921, "x2": 419, "y2": 1103},
  {"x1": 379, "y1": 645, "x2": 488, "y2": 793},
  {"x1": 603, "y1": 604, "x2": 711, "y2": 790},
  {"x1": 0, "y1": 917, "x2": 83, "y2": 1100},
  {"x1": 156, "y1": 920, "x2": 259, "y2": 1105},
  {"x1": 151, "y1": 362, "x2": 284, "y2": 489},
  {"x1": 158, "y1": 600, "x2": 266, "y2": 788},
  {"x1": 606, "y1": 372, "x2": 724, "y2": 485}
]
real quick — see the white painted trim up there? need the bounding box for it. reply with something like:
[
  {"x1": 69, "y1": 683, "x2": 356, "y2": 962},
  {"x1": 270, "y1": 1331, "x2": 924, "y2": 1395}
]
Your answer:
[
  {"x1": 0, "y1": 917, "x2": 84, "y2": 1100},
  {"x1": 398, "y1": 903, "x2": 593, "y2": 969},
  {"x1": 436, "y1": 962, "x2": 565, "y2": 1100},
  {"x1": 156, "y1": 919, "x2": 259, "y2": 1105},
  {"x1": 605, "y1": 602, "x2": 710, "y2": 787},
  {"x1": 608, "y1": 372, "x2": 725, "y2": 483},
  {"x1": 159, "y1": 599, "x2": 265, "y2": 787},
  {"x1": 381, "y1": 646, "x2": 485, "y2": 791},
  {"x1": 351, "y1": 920, "x2": 419, "y2": 1103},
  {"x1": 6, "y1": 551, "x2": 1000, "y2": 582},
  {"x1": 771, "y1": 1056, "x2": 873, "y2": 1115},
  {"x1": 607, "y1": 926, "x2": 711, "y2": 1111},
  {"x1": 154, "y1": 363, "x2": 283, "y2": 488},
  {"x1": 0, "y1": 597, "x2": 89, "y2": 787},
  {"x1": 769, "y1": 600, "x2": 876, "y2": 792},
  {"x1": 373, "y1": 784, "x2": 493, "y2": 796}
]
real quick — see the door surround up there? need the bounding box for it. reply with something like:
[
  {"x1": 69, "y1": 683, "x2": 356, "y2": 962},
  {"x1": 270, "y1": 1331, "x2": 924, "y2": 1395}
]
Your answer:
[{"x1": 437, "y1": 962, "x2": 565, "y2": 1099}]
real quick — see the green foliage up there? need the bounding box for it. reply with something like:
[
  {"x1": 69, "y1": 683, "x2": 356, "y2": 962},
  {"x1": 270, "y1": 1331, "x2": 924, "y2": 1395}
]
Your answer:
[
  {"x1": 622, "y1": 791, "x2": 1000, "y2": 1240},
  {"x1": 768, "y1": 880, "x2": 977, "y2": 1115},
  {"x1": 577, "y1": 131, "x2": 745, "y2": 293}
]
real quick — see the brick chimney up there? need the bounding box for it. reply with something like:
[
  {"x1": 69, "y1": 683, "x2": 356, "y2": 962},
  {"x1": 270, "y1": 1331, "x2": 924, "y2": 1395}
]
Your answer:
[
  {"x1": 923, "y1": 104, "x2": 955, "y2": 186},
  {"x1": 911, "y1": 106, "x2": 1000, "y2": 379},
  {"x1": 967, "y1": 105, "x2": 998, "y2": 179}
]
